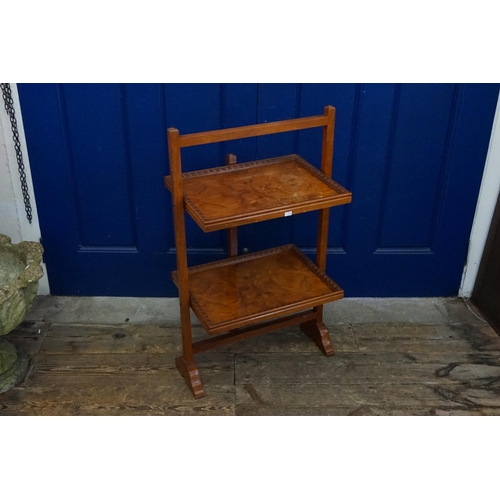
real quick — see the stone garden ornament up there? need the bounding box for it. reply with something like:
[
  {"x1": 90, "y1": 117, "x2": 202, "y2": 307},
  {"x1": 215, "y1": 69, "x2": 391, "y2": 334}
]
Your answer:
[{"x1": 0, "y1": 234, "x2": 44, "y2": 394}]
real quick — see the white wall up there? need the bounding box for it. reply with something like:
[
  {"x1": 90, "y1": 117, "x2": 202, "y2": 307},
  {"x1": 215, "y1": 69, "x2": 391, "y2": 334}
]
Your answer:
[
  {"x1": 0, "y1": 83, "x2": 49, "y2": 295},
  {"x1": 0, "y1": 122, "x2": 22, "y2": 241},
  {"x1": 460, "y1": 92, "x2": 500, "y2": 298}
]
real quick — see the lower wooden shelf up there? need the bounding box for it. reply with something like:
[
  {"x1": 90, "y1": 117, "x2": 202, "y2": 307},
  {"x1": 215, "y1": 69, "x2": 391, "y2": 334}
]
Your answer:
[{"x1": 172, "y1": 244, "x2": 344, "y2": 335}]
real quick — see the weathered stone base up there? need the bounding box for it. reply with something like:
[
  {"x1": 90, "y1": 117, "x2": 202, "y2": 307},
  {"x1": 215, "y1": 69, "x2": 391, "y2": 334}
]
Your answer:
[{"x1": 0, "y1": 338, "x2": 28, "y2": 395}]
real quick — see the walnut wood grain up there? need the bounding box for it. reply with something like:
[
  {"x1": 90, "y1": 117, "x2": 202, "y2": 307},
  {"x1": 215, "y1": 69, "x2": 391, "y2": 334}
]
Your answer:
[
  {"x1": 165, "y1": 154, "x2": 351, "y2": 232},
  {"x1": 172, "y1": 244, "x2": 344, "y2": 335}
]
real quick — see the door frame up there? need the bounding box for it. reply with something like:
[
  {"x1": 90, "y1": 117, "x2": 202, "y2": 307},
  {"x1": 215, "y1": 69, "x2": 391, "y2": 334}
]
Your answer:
[{"x1": 459, "y1": 90, "x2": 500, "y2": 298}]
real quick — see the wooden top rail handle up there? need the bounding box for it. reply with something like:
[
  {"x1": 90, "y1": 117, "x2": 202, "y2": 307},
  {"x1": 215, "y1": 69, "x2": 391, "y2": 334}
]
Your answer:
[{"x1": 172, "y1": 106, "x2": 335, "y2": 148}]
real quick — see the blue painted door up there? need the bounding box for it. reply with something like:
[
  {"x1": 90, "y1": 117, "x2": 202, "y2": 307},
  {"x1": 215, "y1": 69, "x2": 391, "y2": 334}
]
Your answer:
[{"x1": 18, "y1": 84, "x2": 499, "y2": 296}]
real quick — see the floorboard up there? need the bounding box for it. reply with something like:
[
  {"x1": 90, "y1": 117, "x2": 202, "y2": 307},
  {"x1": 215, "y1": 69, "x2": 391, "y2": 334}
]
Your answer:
[
  {"x1": 0, "y1": 385, "x2": 235, "y2": 416},
  {"x1": 1, "y1": 312, "x2": 500, "y2": 416}
]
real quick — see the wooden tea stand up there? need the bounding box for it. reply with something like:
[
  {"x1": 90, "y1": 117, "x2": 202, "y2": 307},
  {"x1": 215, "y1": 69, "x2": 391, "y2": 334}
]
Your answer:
[{"x1": 165, "y1": 106, "x2": 352, "y2": 398}]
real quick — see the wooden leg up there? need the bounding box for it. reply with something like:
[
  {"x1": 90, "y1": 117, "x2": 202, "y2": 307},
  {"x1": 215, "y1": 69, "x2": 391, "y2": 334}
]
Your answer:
[
  {"x1": 228, "y1": 227, "x2": 238, "y2": 257},
  {"x1": 300, "y1": 319, "x2": 335, "y2": 357},
  {"x1": 169, "y1": 128, "x2": 206, "y2": 399},
  {"x1": 307, "y1": 108, "x2": 336, "y2": 358},
  {"x1": 226, "y1": 154, "x2": 239, "y2": 257},
  {"x1": 175, "y1": 355, "x2": 205, "y2": 399}
]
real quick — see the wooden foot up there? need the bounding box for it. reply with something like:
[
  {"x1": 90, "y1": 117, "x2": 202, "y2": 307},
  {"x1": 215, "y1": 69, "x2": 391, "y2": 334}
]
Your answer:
[
  {"x1": 300, "y1": 320, "x2": 335, "y2": 356},
  {"x1": 175, "y1": 356, "x2": 205, "y2": 398}
]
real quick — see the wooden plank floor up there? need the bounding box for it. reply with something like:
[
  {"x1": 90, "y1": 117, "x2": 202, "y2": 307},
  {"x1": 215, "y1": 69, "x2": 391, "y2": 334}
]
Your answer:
[{"x1": 1, "y1": 317, "x2": 500, "y2": 415}]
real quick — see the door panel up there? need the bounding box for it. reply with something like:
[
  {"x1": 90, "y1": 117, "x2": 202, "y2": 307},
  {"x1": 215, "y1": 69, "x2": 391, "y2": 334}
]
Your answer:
[
  {"x1": 377, "y1": 84, "x2": 456, "y2": 249},
  {"x1": 295, "y1": 84, "x2": 360, "y2": 253},
  {"x1": 18, "y1": 83, "x2": 499, "y2": 296},
  {"x1": 62, "y1": 84, "x2": 137, "y2": 247}
]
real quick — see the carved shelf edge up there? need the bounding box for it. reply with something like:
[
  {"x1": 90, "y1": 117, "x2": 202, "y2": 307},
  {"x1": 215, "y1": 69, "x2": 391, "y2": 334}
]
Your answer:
[
  {"x1": 164, "y1": 155, "x2": 352, "y2": 232},
  {"x1": 172, "y1": 244, "x2": 344, "y2": 335}
]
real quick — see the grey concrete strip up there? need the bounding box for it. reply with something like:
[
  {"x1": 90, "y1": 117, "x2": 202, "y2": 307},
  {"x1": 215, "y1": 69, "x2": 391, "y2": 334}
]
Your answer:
[
  {"x1": 25, "y1": 296, "x2": 189, "y2": 326},
  {"x1": 323, "y1": 298, "x2": 451, "y2": 325},
  {"x1": 25, "y1": 296, "x2": 483, "y2": 326}
]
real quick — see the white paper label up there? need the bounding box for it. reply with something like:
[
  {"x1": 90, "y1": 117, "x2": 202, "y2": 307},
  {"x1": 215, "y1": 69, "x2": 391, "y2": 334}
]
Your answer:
[{"x1": 284, "y1": 211, "x2": 292, "y2": 217}]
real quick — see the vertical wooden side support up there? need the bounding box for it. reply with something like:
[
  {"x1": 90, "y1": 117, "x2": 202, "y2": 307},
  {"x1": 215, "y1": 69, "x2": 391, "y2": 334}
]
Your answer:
[
  {"x1": 301, "y1": 106, "x2": 336, "y2": 356},
  {"x1": 167, "y1": 128, "x2": 204, "y2": 398},
  {"x1": 226, "y1": 154, "x2": 238, "y2": 257},
  {"x1": 228, "y1": 228, "x2": 238, "y2": 257},
  {"x1": 317, "y1": 105, "x2": 336, "y2": 271}
]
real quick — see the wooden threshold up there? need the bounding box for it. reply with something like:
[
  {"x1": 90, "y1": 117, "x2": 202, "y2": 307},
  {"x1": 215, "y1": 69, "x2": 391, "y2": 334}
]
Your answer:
[
  {"x1": 165, "y1": 155, "x2": 352, "y2": 232},
  {"x1": 172, "y1": 244, "x2": 344, "y2": 335}
]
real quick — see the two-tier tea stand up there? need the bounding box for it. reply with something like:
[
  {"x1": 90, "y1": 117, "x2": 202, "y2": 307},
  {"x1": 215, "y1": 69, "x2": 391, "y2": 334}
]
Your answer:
[{"x1": 165, "y1": 106, "x2": 352, "y2": 398}]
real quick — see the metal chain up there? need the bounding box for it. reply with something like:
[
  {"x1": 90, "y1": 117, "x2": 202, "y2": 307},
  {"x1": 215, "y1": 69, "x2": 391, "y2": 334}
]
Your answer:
[{"x1": 1, "y1": 83, "x2": 32, "y2": 223}]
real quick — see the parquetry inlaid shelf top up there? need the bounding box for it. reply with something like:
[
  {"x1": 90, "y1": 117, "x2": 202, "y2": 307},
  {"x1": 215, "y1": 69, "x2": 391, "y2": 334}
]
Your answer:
[
  {"x1": 172, "y1": 244, "x2": 344, "y2": 335},
  {"x1": 164, "y1": 155, "x2": 352, "y2": 232}
]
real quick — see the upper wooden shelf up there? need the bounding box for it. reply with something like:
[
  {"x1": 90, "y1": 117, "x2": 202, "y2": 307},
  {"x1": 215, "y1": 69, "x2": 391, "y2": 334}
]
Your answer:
[{"x1": 164, "y1": 154, "x2": 352, "y2": 232}]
